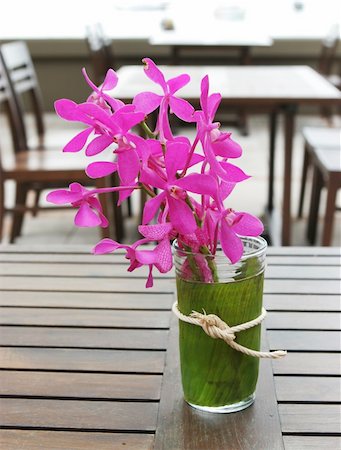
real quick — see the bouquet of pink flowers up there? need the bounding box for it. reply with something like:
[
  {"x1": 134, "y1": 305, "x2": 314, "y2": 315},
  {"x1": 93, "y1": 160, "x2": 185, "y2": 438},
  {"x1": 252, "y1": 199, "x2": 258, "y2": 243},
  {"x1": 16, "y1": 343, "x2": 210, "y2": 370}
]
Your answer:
[{"x1": 47, "y1": 58, "x2": 263, "y2": 287}]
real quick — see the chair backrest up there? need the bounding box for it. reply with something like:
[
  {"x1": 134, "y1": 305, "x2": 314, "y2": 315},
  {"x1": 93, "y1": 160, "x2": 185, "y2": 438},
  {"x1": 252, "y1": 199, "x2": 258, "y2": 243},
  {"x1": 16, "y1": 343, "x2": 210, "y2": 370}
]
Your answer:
[
  {"x1": 85, "y1": 23, "x2": 115, "y2": 84},
  {"x1": 0, "y1": 51, "x2": 27, "y2": 156},
  {"x1": 318, "y1": 25, "x2": 340, "y2": 76},
  {"x1": 0, "y1": 41, "x2": 45, "y2": 148}
]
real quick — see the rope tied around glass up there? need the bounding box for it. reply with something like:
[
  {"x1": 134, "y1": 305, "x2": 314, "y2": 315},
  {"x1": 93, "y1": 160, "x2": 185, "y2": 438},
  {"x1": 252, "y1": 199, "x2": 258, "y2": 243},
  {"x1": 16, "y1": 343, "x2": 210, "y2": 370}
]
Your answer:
[{"x1": 172, "y1": 302, "x2": 287, "y2": 359}]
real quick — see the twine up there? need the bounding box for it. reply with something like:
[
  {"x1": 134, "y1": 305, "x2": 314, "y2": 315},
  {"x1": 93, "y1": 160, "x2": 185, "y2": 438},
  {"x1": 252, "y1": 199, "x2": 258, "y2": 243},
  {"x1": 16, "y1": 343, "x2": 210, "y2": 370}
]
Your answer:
[{"x1": 172, "y1": 302, "x2": 286, "y2": 359}]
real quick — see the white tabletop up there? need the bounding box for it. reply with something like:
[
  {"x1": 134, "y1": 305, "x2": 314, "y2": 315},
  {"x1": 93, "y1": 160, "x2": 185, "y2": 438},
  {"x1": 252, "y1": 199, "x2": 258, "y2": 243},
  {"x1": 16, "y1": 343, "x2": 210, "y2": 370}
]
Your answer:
[{"x1": 114, "y1": 65, "x2": 341, "y2": 103}]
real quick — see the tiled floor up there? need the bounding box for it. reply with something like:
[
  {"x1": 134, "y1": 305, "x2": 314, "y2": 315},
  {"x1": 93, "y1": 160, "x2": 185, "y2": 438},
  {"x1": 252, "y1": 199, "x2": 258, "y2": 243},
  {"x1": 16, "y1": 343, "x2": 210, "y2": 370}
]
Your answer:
[{"x1": 1, "y1": 112, "x2": 340, "y2": 247}]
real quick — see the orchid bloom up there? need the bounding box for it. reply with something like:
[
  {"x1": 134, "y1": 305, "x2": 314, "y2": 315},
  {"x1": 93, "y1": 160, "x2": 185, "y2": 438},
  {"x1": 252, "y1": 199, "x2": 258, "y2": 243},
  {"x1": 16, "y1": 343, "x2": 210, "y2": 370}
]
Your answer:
[
  {"x1": 93, "y1": 223, "x2": 173, "y2": 287},
  {"x1": 133, "y1": 58, "x2": 194, "y2": 140},
  {"x1": 207, "y1": 208, "x2": 264, "y2": 263},
  {"x1": 194, "y1": 76, "x2": 248, "y2": 183},
  {"x1": 46, "y1": 183, "x2": 108, "y2": 228},
  {"x1": 82, "y1": 67, "x2": 124, "y2": 112}
]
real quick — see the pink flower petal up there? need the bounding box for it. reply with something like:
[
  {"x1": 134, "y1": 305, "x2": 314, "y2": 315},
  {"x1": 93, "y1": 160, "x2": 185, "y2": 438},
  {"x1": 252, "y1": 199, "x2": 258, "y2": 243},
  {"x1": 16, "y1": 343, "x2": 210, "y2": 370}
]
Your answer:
[
  {"x1": 117, "y1": 149, "x2": 140, "y2": 183},
  {"x1": 63, "y1": 127, "x2": 92, "y2": 153},
  {"x1": 220, "y1": 220, "x2": 243, "y2": 264},
  {"x1": 54, "y1": 99, "x2": 79, "y2": 121},
  {"x1": 102, "y1": 69, "x2": 119, "y2": 91},
  {"x1": 138, "y1": 222, "x2": 172, "y2": 240},
  {"x1": 92, "y1": 238, "x2": 122, "y2": 254},
  {"x1": 164, "y1": 141, "x2": 189, "y2": 180},
  {"x1": 167, "y1": 197, "x2": 197, "y2": 234},
  {"x1": 153, "y1": 238, "x2": 173, "y2": 273},
  {"x1": 169, "y1": 96, "x2": 194, "y2": 122},
  {"x1": 167, "y1": 74, "x2": 190, "y2": 95},
  {"x1": 113, "y1": 110, "x2": 145, "y2": 133},
  {"x1": 212, "y1": 134, "x2": 242, "y2": 159},
  {"x1": 146, "y1": 265, "x2": 154, "y2": 288},
  {"x1": 118, "y1": 186, "x2": 135, "y2": 206},
  {"x1": 46, "y1": 189, "x2": 82, "y2": 205},
  {"x1": 219, "y1": 162, "x2": 250, "y2": 183},
  {"x1": 175, "y1": 173, "x2": 217, "y2": 198},
  {"x1": 207, "y1": 93, "x2": 222, "y2": 119},
  {"x1": 85, "y1": 135, "x2": 113, "y2": 156},
  {"x1": 133, "y1": 92, "x2": 162, "y2": 115},
  {"x1": 74, "y1": 203, "x2": 102, "y2": 227},
  {"x1": 142, "y1": 192, "x2": 166, "y2": 224},
  {"x1": 142, "y1": 58, "x2": 167, "y2": 91},
  {"x1": 232, "y1": 212, "x2": 264, "y2": 237},
  {"x1": 86, "y1": 161, "x2": 118, "y2": 178}
]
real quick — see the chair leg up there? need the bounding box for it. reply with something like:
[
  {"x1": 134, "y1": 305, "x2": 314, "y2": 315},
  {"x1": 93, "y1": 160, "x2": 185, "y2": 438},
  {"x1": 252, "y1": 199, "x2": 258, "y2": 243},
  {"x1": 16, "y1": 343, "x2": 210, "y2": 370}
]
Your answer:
[
  {"x1": 111, "y1": 172, "x2": 124, "y2": 241},
  {"x1": 0, "y1": 180, "x2": 5, "y2": 242},
  {"x1": 237, "y1": 110, "x2": 249, "y2": 137},
  {"x1": 32, "y1": 188, "x2": 42, "y2": 217},
  {"x1": 297, "y1": 144, "x2": 310, "y2": 218},
  {"x1": 307, "y1": 166, "x2": 323, "y2": 245},
  {"x1": 321, "y1": 177, "x2": 338, "y2": 246},
  {"x1": 10, "y1": 183, "x2": 29, "y2": 243}
]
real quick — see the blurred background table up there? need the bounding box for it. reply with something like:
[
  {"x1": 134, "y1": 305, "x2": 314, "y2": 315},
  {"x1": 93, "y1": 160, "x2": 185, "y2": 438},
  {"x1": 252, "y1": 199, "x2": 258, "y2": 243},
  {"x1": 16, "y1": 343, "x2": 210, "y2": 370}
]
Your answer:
[{"x1": 0, "y1": 245, "x2": 340, "y2": 449}]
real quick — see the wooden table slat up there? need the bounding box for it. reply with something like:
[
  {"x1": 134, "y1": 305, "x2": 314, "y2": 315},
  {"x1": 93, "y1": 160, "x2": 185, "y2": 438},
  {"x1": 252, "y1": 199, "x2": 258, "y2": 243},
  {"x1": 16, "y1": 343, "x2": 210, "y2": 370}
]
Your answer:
[
  {"x1": 268, "y1": 330, "x2": 341, "y2": 351},
  {"x1": 0, "y1": 291, "x2": 174, "y2": 310},
  {"x1": 283, "y1": 436, "x2": 341, "y2": 450},
  {"x1": 0, "y1": 371, "x2": 162, "y2": 400},
  {"x1": 0, "y1": 348, "x2": 165, "y2": 373},
  {"x1": 272, "y1": 353, "x2": 341, "y2": 375},
  {"x1": 0, "y1": 327, "x2": 169, "y2": 349},
  {"x1": 0, "y1": 398, "x2": 159, "y2": 431},
  {"x1": 279, "y1": 404, "x2": 341, "y2": 433},
  {"x1": 264, "y1": 294, "x2": 341, "y2": 312},
  {"x1": 0, "y1": 276, "x2": 173, "y2": 293},
  {"x1": 1, "y1": 276, "x2": 340, "y2": 295},
  {"x1": 275, "y1": 376, "x2": 341, "y2": 402},
  {"x1": 0, "y1": 430, "x2": 155, "y2": 450},
  {"x1": 0, "y1": 308, "x2": 171, "y2": 328},
  {"x1": 266, "y1": 312, "x2": 341, "y2": 330}
]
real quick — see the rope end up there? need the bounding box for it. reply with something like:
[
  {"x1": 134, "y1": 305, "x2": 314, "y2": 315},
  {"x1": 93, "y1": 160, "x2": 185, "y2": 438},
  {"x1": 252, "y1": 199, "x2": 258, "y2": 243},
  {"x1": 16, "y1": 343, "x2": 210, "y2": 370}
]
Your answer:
[{"x1": 272, "y1": 350, "x2": 287, "y2": 358}]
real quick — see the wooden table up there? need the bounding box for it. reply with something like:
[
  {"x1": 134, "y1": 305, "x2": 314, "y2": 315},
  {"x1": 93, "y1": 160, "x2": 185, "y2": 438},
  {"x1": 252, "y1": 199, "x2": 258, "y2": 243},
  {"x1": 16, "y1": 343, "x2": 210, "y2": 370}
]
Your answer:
[
  {"x1": 149, "y1": 31, "x2": 272, "y2": 65},
  {"x1": 0, "y1": 245, "x2": 340, "y2": 449},
  {"x1": 113, "y1": 65, "x2": 341, "y2": 246}
]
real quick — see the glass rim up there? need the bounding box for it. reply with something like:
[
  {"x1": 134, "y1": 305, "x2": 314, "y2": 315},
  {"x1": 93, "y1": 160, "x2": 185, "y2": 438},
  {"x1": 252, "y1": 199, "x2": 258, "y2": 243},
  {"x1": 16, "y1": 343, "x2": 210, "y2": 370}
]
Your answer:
[{"x1": 172, "y1": 236, "x2": 267, "y2": 262}]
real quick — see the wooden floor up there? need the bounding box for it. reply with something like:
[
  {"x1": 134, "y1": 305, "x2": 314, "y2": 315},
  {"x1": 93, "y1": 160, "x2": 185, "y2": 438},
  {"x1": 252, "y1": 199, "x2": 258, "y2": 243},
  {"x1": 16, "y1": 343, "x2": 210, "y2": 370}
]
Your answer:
[{"x1": 1, "y1": 113, "x2": 340, "y2": 247}]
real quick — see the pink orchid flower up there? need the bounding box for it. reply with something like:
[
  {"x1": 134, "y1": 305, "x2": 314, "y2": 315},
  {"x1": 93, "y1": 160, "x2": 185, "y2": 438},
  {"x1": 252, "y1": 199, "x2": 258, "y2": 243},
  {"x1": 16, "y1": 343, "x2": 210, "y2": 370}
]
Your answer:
[
  {"x1": 208, "y1": 208, "x2": 264, "y2": 263},
  {"x1": 140, "y1": 141, "x2": 217, "y2": 234},
  {"x1": 46, "y1": 183, "x2": 108, "y2": 228},
  {"x1": 133, "y1": 58, "x2": 194, "y2": 140},
  {"x1": 194, "y1": 76, "x2": 246, "y2": 183},
  {"x1": 82, "y1": 68, "x2": 124, "y2": 112},
  {"x1": 93, "y1": 223, "x2": 173, "y2": 287}
]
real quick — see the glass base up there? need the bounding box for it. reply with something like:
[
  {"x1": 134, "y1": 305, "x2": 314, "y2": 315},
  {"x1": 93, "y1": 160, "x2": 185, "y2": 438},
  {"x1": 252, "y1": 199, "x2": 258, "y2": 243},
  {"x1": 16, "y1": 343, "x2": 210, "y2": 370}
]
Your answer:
[{"x1": 186, "y1": 393, "x2": 255, "y2": 414}]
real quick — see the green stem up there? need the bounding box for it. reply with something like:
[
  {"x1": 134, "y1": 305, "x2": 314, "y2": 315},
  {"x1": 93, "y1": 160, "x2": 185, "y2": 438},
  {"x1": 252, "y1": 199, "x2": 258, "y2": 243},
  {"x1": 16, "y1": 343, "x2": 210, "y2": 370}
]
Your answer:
[
  {"x1": 200, "y1": 245, "x2": 219, "y2": 283},
  {"x1": 140, "y1": 121, "x2": 155, "y2": 138}
]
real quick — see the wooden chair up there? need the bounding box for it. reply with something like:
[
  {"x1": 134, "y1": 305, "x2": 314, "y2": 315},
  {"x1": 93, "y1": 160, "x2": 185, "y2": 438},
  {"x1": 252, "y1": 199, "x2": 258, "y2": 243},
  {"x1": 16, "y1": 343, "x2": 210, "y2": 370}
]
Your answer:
[
  {"x1": 0, "y1": 51, "x2": 123, "y2": 243},
  {"x1": 297, "y1": 127, "x2": 341, "y2": 245},
  {"x1": 317, "y1": 25, "x2": 340, "y2": 121},
  {"x1": 0, "y1": 40, "x2": 82, "y2": 150},
  {"x1": 85, "y1": 23, "x2": 116, "y2": 85}
]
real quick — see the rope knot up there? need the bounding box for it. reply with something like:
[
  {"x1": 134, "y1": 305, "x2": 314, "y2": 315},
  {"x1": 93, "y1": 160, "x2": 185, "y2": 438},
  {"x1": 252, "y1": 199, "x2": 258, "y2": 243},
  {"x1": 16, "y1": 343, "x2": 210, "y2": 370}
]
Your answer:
[{"x1": 190, "y1": 311, "x2": 236, "y2": 342}]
